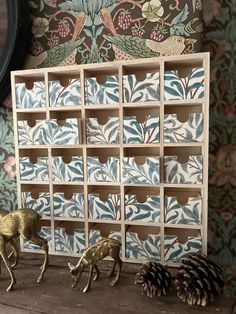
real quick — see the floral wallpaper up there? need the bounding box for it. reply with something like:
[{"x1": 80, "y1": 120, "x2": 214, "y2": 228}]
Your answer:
[{"x1": 0, "y1": 0, "x2": 235, "y2": 299}]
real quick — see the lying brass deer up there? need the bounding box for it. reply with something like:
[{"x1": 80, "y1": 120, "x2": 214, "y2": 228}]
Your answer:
[
  {"x1": 68, "y1": 238, "x2": 122, "y2": 293},
  {"x1": 0, "y1": 208, "x2": 49, "y2": 291}
]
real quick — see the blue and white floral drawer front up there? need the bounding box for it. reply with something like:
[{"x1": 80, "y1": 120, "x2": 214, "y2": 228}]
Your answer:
[
  {"x1": 164, "y1": 113, "x2": 204, "y2": 142},
  {"x1": 85, "y1": 75, "x2": 119, "y2": 105},
  {"x1": 89, "y1": 230, "x2": 121, "y2": 245},
  {"x1": 88, "y1": 193, "x2": 121, "y2": 220},
  {"x1": 86, "y1": 117, "x2": 120, "y2": 144},
  {"x1": 123, "y1": 115, "x2": 160, "y2": 144},
  {"x1": 21, "y1": 192, "x2": 50, "y2": 216},
  {"x1": 165, "y1": 196, "x2": 202, "y2": 225},
  {"x1": 24, "y1": 226, "x2": 52, "y2": 250},
  {"x1": 19, "y1": 157, "x2": 49, "y2": 181},
  {"x1": 164, "y1": 68, "x2": 204, "y2": 100},
  {"x1": 49, "y1": 79, "x2": 81, "y2": 107},
  {"x1": 123, "y1": 157, "x2": 160, "y2": 184},
  {"x1": 164, "y1": 235, "x2": 202, "y2": 262},
  {"x1": 52, "y1": 156, "x2": 83, "y2": 182},
  {"x1": 18, "y1": 120, "x2": 46, "y2": 145},
  {"x1": 74, "y1": 229, "x2": 86, "y2": 254},
  {"x1": 123, "y1": 72, "x2": 160, "y2": 103},
  {"x1": 87, "y1": 157, "x2": 120, "y2": 182},
  {"x1": 15, "y1": 81, "x2": 46, "y2": 108},
  {"x1": 55, "y1": 227, "x2": 74, "y2": 252},
  {"x1": 164, "y1": 155, "x2": 203, "y2": 184},
  {"x1": 53, "y1": 192, "x2": 84, "y2": 218},
  {"x1": 125, "y1": 194, "x2": 160, "y2": 222},
  {"x1": 126, "y1": 232, "x2": 161, "y2": 260}
]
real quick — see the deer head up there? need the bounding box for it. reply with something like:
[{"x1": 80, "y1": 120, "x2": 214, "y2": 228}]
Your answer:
[{"x1": 68, "y1": 258, "x2": 89, "y2": 288}]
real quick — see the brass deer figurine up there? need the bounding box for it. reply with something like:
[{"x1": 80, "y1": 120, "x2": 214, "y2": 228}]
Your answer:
[
  {"x1": 68, "y1": 237, "x2": 122, "y2": 293},
  {"x1": 0, "y1": 208, "x2": 49, "y2": 291}
]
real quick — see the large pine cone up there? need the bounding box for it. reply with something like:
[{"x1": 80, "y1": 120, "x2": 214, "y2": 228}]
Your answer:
[
  {"x1": 175, "y1": 253, "x2": 224, "y2": 306},
  {"x1": 135, "y1": 262, "x2": 171, "y2": 297}
]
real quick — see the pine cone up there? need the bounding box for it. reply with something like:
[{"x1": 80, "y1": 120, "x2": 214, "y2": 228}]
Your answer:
[
  {"x1": 175, "y1": 253, "x2": 224, "y2": 306},
  {"x1": 135, "y1": 262, "x2": 171, "y2": 297}
]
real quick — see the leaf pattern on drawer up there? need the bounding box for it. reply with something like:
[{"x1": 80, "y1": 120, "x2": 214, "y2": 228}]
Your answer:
[
  {"x1": 86, "y1": 117, "x2": 120, "y2": 144},
  {"x1": 164, "y1": 68, "x2": 204, "y2": 100},
  {"x1": 88, "y1": 193, "x2": 121, "y2": 220},
  {"x1": 123, "y1": 157, "x2": 160, "y2": 184},
  {"x1": 87, "y1": 157, "x2": 120, "y2": 182},
  {"x1": 24, "y1": 226, "x2": 52, "y2": 250},
  {"x1": 19, "y1": 157, "x2": 49, "y2": 181},
  {"x1": 126, "y1": 232, "x2": 161, "y2": 260},
  {"x1": 85, "y1": 75, "x2": 119, "y2": 105},
  {"x1": 125, "y1": 195, "x2": 160, "y2": 222},
  {"x1": 55, "y1": 228, "x2": 74, "y2": 252},
  {"x1": 123, "y1": 73, "x2": 160, "y2": 103},
  {"x1": 89, "y1": 230, "x2": 122, "y2": 246},
  {"x1": 123, "y1": 115, "x2": 160, "y2": 144},
  {"x1": 21, "y1": 192, "x2": 50, "y2": 216},
  {"x1": 15, "y1": 82, "x2": 46, "y2": 108},
  {"x1": 53, "y1": 192, "x2": 84, "y2": 218},
  {"x1": 18, "y1": 120, "x2": 46, "y2": 145},
  {"x1": 164, "y1": 155, "x2": 203, "y2": 184},
  {"x1": 164, "y1": 113, "x2": 204, "y2": 142},
  {"x1": 74, "y1": 229, "x2": 86, "y2": 254},
  {"x1": 165, "y1": 196, "x2": 202, "y2": 225},
  {"x1": 49, "y1": 79, "x2": 81, "y2": 106},
  {"x1": 164, "y1": 235, "x2": 202, "y2": 262},
  {"x1": 52, "y1": 156, "x2": 83, "y2": 182}
]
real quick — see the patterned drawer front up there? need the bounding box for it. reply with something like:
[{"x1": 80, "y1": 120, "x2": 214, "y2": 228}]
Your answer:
[
  {"x1": 88, "y1": 193, "x2": 121, "y2": 220},
  {"x1": 15, "y1": 81, "x2": 46, "y2": 108},
  {"x1": 164, "y1": 155, "x2": 203, "y2": 184},
  {"x1": 89, "y1": 230, "x2": 121, "y2": 245},
  {"x1": 74, "y1": 229, "x2": 86, "y2": 254},
  {"x1": 165, "y1": 196, "x2": 202, "y2": 225},
  {"x1": 164, "y1": 68, "x2": 204, "y2": 100},
  {"x1": 123, "y1": 115, "x2": 160, "y2": 144},
  {"x1": 125, "y1": 195, "x2": 160, "y2": 223},
  {"x1": 87, "y1": 157, "x2": 120, "y2": 182},
  {"x1": 123, "y1": 72, "x2": 160, "y2": 103},
  {"x1": 123, "y1": 157, "x2": 160, "y2": 184},
  {"x1": 164, "y1": 113, "x2": 204, "y2": 142},
  {"x1": 164, "y1": 235, "x2": 202, "y2": 262},
  {"x1": 85, "y1": 75, "x2": 119, "y2": 105},
  {"x1": 19, "y1": 157, "x2": 49, "y2": 181},
  {"x1": 55, "y1": 228, "x2": 74, "y2": 252},
  {"x1": 86, "y1": 117, "x2": 120, "y2": 144},
  {"x1": 52, "y1": 156, "x2": 83, "y2": 182},
  {"x1": 18, "y1": 120, "x2": 46, "y2": 145},
  {"x1": 53, "y1": 192, "x2": 84, "y2": 218},
  {"x1": 23, "y1": 226, "x2": 52, "y2": 250},
  {"x1": 45, "y1": 118, "x2": 80, "y2": 145},
  {"x1": 49, "y1": 79, "x2": 81, "y2": 107},
  {"x1": 21, "y1": 192, "x2": 50, "y2": 216},
  {"x1": 126, "y1": 232, "x2": 161, "y2": 260}
]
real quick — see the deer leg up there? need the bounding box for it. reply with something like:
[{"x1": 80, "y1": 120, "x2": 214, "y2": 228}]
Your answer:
[
  {"x1": 93, "y1": 264, "x2": 100, "y2": 281},
  {"x1": 111, "y1": 256, "x2": 122, "y2": 286},
  {"x1": 8, "y1": 239, "x2": 19, "y2": 268},
  {"x1": 83, "y1": 264, "x2": 94, "y2": 293},
  {"x1": 107, "y1": 261, "x2": 116, "y2": 277},
  {"x1": 0, "y1": 238, "x2": 16, "y2": 292}
]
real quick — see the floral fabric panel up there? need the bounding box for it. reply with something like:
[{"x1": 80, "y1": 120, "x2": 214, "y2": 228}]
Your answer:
[
  {"x1": 89, "y1": 230, "x2": 122, "y2": 245},
  {"x1": 55, "y1": 227, "x2": 74, "y2": 252},
  {"x1": 164, "y1": 68, "x2": 204, "y2": 100},
  {"x1": 85, "y1": 75, "x2": 119, "y2": 105},
  {"x1": 74, "y1": 229, "x2": 86, "y2": 254},
  {"x1": 86, "y1": 117, "x2": 120, "y2": 144},
  {"x1": 126, "y1": 232, "x2": 161, "y2": 260},
  {"x1": 15, "y1": 82, "x2": 45, "y2": 108},
  {"x1": 123, "y1": 157, "x2": 160, "y2": 184},
  {"x1": 23, "y1": 226, "x2": 52, "y2": 250},
  {"x1": 164, "y1": 235, "x2": 202, "y2": 262},
  {"x1": 123, "y1": 73, "x2": 160, "y2": 103},
  {"x1": 21, "y1": 192, "x2": 50, "y2": 216},
  {"x1": 123, "y1": 115, "x2": 160, "y2": 144},
  {"x1": 88, "y1": 193, "x2": 121, "y2": 220},
  {"x1": 164, "y1": 113, "x2": 204, "y2": 142},
  {"x1": 49, "y1": 78, "x2": 81, "y2": 107},
  {"x1": 164, "y1": 155, "x2": 203, "y2": 184},
  {"x1": 18, "y1": 120, "x2": 46, "y2": 145},
  {"x1": 52, "y1": 156, "x2": 83, "y2": 182},
  {"x1": 87, "y1": 157, "x2": 120, "y2": 182},
  {"x1": 165, "y1": 196, "x2": 202, "y2": 225},
  {"x1": 53, "y1": 192, "x2": 84, "y2": 218},
  {"x1": 19, "y1": 157, "x2": 49, "y2": 181},
  {"x1": 125, "y1": 194, "x2": 160, "y2": 222}
]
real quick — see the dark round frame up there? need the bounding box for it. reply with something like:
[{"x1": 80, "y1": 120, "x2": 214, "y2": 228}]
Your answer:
[{"x1": 0, "y1": 0, "x2": 31, "y2": 105}]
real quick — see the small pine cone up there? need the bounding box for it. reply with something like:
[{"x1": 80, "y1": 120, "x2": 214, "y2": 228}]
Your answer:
[
  {"x1": 175, "y1": 253, "x2": 224, "y2": 307},
  {"x1": 135, "y1": 262, "x2": 171, "y2": 298}
]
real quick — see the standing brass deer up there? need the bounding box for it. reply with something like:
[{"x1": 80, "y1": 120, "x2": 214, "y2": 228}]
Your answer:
[
  {"x1": 0, "y1": 208, "x2": 49, "y2": 291},
  {"x1": 68, "y1": 238, "x2": 122, "y2": 293}
]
